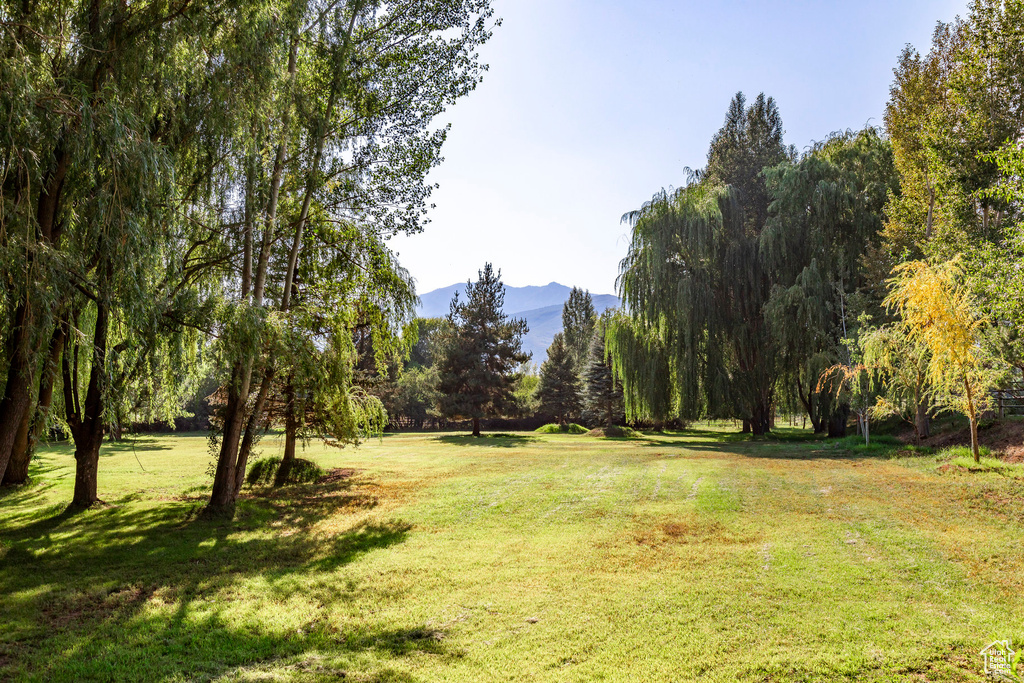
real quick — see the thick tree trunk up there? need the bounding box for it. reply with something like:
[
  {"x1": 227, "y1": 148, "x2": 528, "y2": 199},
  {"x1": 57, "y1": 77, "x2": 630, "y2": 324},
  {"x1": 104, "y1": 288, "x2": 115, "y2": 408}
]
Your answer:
[
  {"x1": 827, "y1": 405, "x2": 849, "y2": 438},
  {"x1": 69, "y1": 297, "x2": 109, "y2": 509},
  {"x1": 71, "y1": 426, "x2": 103, "y2": 507},
  {"x1": 2, "y1": 406, "x2": 33, "y2": 485},
  {"x1": 206, "y1": 363, "x2": 251, "y2": 516},
  {"x1": 472, "y1": 417, "x2": 481, "y2": 437},
  {"x1": 0, "y1": 304, "x2": 37, "y2": 482},
  {"x1": 914, "y1": 402, "x2": 930, "y2": 442},
  {"x1": 741, "y1": 418, "x2": 751, "y2": 434}
]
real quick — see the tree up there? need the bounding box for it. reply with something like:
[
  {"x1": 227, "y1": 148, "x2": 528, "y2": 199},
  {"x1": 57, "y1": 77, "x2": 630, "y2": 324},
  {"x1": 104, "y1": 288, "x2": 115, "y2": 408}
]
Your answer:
[
  {"x1": 537, "y1": 334, "x2": 582, "y2": 425},
  {"x1": 583, "y1": 318, "x2": 624, "y2": 428},
  {"x1": 613, "y1": 93, "x2": 792, "y2": 434},
  {"x1": 762, "y1": 128, "x2": 899, "y2": 437},
  {"x1": 863, "y1": 323, "x2": 939, "y2": 443},
  {"x1": 885, "y1": 260, "x2": 1003, "y2": 462},
  {"x1": 203, "y1": 0, "x2": 497, "y2": 515},
  {"x1": 561, "y1": 288, "x2": 596, "y2": 374},
  {"x1": 436, "y1": 264, "x2": 530, "y2": 437}
]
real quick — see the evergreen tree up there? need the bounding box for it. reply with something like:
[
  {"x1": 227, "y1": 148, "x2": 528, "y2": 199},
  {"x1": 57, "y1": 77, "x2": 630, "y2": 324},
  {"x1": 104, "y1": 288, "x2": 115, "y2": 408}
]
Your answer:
[
  {"x1": 561, "y1": 287, "x2": 597, "y2": 374},
  {"x1": 583, "y1": 320, "x2": 624, "y2": 428},
  {"x1": 436, "y1": 264, "x2": 530, "y2": 436},
  {"x1": 537, "y1": 333, "x2": 582, "y2": 425}
]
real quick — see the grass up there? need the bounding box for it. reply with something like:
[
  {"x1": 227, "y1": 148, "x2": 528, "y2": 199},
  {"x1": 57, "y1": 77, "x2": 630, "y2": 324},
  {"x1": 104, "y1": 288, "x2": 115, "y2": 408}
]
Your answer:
[{"x1": 2, "y1": 426, "x2": 1023, "y2": 681}]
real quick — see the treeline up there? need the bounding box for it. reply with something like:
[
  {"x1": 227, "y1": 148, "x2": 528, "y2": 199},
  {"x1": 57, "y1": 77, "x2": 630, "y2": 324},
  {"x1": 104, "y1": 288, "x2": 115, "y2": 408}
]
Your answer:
[
  {"x1": 0, "y1": 0, "x2": 497, "y2": 514},
  {"x1": 610, "y1": 1, "x2": 1024, "y2": 459},
  {"x1": 373, "y1": 267, "x2": 627, "y2": 434}
]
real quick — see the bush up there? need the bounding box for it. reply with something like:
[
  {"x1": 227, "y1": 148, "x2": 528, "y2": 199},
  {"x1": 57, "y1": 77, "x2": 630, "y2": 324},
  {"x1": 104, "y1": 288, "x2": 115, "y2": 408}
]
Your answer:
[
  {"x1": 586, "y1": 425, "x2": 640, "y2": 438},
  {"x1": 535, "y1": 423, "x2": 589, "y2": 434},
  {"x1": 245, "y1": 457, "x2": 325, "y2": 487}
]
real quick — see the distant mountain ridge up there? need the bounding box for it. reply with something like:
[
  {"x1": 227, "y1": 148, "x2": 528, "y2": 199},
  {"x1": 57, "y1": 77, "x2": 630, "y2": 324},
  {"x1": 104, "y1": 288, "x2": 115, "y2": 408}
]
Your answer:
[{"x1": 416, "y1": 282, "x2": 619, "y2": 363}]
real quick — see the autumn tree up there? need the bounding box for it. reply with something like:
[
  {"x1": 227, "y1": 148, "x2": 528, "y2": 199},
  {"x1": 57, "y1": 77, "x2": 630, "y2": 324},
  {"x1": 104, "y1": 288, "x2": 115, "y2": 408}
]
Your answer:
[
  {"x1": 885, "y1": 260, "x2": 1002, "y2": 462},
  {"x1": 436, "y1": 264, "x2": 530, "y2": 437}
]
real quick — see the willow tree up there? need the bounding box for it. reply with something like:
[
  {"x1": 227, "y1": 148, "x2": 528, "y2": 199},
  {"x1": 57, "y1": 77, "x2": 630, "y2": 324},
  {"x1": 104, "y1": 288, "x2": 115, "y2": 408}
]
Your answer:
[
  {"x1": 0, "y1": 0, "x2": 232, "y2": 500},
  {"x1": 204, "y1": 0, "x2": 496, "y2": 515},
  {"x1": 761, "y1": 129, "x2": 899, "y2": 436},
  {"x1": 612, "y1": 93, "x2": 790, "y2": 434}
]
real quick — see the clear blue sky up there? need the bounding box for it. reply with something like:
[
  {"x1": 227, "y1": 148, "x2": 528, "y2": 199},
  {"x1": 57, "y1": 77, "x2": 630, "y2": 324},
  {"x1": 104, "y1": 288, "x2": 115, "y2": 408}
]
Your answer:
[{"x1": 388, "y1": 0, "x2": 967, "y2": 297}]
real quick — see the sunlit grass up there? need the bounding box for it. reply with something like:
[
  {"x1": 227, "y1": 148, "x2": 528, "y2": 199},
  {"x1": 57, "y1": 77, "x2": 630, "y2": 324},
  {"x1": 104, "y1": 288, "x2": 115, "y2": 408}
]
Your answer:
[{"x1": 2, "y1": 428, "x2": 1022, "y2": 681}]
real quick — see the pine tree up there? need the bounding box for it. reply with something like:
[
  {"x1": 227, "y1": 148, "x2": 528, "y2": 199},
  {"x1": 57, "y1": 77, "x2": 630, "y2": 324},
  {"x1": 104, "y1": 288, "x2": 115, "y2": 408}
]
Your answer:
[
  {"x1": 583, "y1": 321, "x2": 623, "y2": 428},
  {"x1": 537, "y1": 333, "x2": 582, "y2": 425},
  {"x1": 436, "y1": 264, "x2": 530, "y2": 436},
  {"x1": 562, "y1": 287, "x2": 596, "y2": 374}
]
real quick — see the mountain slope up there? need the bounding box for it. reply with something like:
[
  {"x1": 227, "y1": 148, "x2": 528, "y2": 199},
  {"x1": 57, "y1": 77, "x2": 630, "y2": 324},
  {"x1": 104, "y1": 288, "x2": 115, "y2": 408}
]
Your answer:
[{"x1": 416, "y1": 283, "x2": 619, "y2": 362}]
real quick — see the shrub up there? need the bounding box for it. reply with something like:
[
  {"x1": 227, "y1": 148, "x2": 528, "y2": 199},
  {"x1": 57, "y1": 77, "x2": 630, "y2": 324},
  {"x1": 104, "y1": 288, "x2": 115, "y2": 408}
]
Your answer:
[
  {"x1": 535, "y1": 423, "x2": 589, "y2": 434},
  {"x1": 586, "y1": 425, "x2": 640, "y2": 438},
  {"x1": 245, "y1": 457, "x2": 325, "y2": 487}
]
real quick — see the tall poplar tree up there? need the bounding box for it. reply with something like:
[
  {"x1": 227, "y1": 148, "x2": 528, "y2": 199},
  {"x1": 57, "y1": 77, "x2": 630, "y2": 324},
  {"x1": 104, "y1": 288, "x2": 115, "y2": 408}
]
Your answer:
[{"x1": 561, "y1": 287, "x2": 596, "y2": 375}]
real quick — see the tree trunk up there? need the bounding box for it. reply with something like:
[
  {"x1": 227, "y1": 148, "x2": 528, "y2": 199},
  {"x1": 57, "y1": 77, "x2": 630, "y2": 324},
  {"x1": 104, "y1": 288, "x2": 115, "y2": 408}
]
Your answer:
[
  {"x1": 70, "y1": 296, "x2": 109, "y2": 509},
  {"x1": 969, "y1": 417, "x2": 980, "y2": 464},
  {"x1": 233, "y1": 368, "x2": 274, "y2": 495},
  {"x1": 2, "y1": 406, "x2": 33, "y2": 485},
  {"x1": 206, "y1": 363, "x2": 252, "y2": 516},
  {"x1": 71, "y1": 425, "x2": 104, "y2": 507},
  {"x1": 914, "y1": 401, "x2": 930, "y2": 442},
  {"x1": 472, "y1": 417, "x2": 481, "y2": 437},
  {"x1": 741, "y1": 418, "x2": 751, "y2": 434},
  {"x1": 274, "y1": 383, "x2": 298, "y2": 487},
  {"x1": 0, "y1": 303, "x2": 37, "y2": 482},
  {"x1": 827, "y1": 404, "x2": 849, "y2": 438}
]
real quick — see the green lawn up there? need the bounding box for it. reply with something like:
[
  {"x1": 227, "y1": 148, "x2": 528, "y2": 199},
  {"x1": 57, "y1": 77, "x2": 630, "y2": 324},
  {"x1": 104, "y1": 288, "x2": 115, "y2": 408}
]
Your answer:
[{"x1": 2, "y1": 428, "x2": 1023, "y2": 682}]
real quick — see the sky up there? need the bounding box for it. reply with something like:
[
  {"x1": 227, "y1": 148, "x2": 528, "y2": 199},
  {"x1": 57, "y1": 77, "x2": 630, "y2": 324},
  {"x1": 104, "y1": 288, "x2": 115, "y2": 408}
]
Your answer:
[{"x1": 388, "y1": 0, "x2": 968, "y2": 297}]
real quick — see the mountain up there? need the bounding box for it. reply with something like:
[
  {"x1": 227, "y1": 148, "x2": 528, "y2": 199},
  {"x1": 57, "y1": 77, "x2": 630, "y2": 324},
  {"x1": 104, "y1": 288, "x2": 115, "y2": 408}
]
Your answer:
[{"x1": 415, "y1": 282, "x2": 619, "y2": 363}]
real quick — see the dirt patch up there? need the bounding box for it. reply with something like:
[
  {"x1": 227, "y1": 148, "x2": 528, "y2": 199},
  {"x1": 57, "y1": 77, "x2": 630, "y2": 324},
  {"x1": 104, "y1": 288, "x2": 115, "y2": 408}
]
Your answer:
[
  {"x1": 318, "y1": 468, "x2": 358, "y2": 485},
  {"x1": 918, "y1": 419, "x2": 1024, "y2": 461},
  {"x1": 630, "y1": 516, "x2": 755, "y2": 547}
]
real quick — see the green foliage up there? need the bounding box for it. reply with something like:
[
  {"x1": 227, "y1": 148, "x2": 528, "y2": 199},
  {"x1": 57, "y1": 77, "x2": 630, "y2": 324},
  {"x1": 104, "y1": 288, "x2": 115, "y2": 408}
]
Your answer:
[
  {"x1": 535, "y1": 423, "x2": 588, "y2": 434},
  {"x1": 561, "y1": 288, "x2": 597, "y2": 374},
  {"x1": 536, "y1": 333, "x2": 582, "y2": 424},
  {"x1": 614, "y1": 93, "x2": 792, "y2": 434},
  {"x1": 244, "y1": 456, "x2": 324, "y2": 487},
  {"x1": 583, "y1": 317, "x2": 624, "y2": 428},
  {"x1": 436, "y1": 264, "x2": 530, "y2": 427}
]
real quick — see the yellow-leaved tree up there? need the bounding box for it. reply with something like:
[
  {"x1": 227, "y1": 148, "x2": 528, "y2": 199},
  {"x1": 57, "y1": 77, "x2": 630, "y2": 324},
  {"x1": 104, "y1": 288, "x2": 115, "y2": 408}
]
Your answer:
[{"x1": 884, "y1": 260, "x2": 1001, "y2": 462}]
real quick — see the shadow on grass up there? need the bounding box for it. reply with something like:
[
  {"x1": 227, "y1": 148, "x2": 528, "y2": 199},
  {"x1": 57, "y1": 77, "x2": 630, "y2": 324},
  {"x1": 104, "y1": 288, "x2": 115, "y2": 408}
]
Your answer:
[
  {"x1": 434, "y1": 433, "x2": 540, "y2": 448},
  {"x1": 0, "y1": 473, "x2": 432, "y2": 682},
  {"x1": 627, "y1": 429, "x2": 906, "y2": 462}
]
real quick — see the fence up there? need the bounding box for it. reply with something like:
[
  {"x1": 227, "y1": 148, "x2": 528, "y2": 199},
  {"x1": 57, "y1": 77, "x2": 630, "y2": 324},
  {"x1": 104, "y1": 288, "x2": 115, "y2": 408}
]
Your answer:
[{"x1": 994, "y1": 380, "x2": 1024, "y2": 417}]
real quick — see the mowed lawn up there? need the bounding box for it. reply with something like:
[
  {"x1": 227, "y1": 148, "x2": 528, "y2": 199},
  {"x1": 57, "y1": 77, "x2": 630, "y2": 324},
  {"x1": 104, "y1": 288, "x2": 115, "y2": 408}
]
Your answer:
[{"x1": 2, "y1": 428, "x2": 1023, "y2": 682}]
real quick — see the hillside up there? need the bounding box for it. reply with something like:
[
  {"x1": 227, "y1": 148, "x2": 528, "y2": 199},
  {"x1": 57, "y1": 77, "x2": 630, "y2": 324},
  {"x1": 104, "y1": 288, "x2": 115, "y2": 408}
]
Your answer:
[{"x1": 416, "y1": 282, "x2": 619, "y2": 362}]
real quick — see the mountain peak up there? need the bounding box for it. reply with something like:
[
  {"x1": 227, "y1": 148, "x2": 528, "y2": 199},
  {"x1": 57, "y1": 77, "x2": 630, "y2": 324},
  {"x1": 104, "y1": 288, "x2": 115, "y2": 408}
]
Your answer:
[{"x1": 416, "y1": 282, "x2": 619, "y2": 362}]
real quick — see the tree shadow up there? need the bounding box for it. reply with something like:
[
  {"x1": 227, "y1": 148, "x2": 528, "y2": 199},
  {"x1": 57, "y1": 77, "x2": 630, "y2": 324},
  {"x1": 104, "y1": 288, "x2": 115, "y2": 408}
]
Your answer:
[
  {"x1": 0, "y1": 475, "x2": 430, "y2": 681},
  {"x1": 627, "y1": 430, "x2": 899, "y2": 462},
  {"x1": 434, "y1": 433, "x2": 539, "y2": 448}
]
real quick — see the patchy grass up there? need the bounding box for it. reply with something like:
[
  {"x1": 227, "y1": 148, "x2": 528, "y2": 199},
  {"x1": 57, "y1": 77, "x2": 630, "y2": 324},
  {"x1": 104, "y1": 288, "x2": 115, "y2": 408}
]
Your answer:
[{"x1": 2, "y1": 427, "x2": 1023, "y2": 681}]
